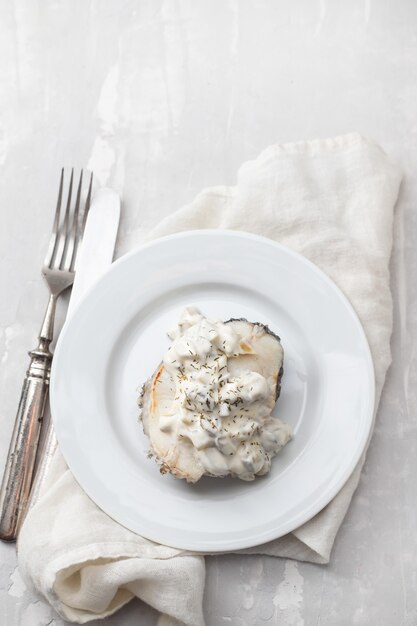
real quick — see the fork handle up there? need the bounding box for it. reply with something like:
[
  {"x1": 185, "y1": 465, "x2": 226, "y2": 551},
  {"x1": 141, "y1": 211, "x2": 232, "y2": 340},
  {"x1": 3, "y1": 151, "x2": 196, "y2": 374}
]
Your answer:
[{"x1": 0, "y1": 342, "x2": 52, "y2": 541}]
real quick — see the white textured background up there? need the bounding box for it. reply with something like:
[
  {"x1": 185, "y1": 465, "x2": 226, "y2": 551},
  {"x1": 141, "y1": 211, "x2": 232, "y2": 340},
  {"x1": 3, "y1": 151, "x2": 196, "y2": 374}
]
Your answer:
[{"x1": 1, "y1": 1, "x2": 416, "y2": 625}]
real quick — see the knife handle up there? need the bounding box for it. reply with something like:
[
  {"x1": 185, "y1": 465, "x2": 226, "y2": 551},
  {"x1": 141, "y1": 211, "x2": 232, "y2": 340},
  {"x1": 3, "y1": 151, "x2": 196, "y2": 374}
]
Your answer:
[{"x1": 0, "y1": 343, "x2": 51, "y2": 541}]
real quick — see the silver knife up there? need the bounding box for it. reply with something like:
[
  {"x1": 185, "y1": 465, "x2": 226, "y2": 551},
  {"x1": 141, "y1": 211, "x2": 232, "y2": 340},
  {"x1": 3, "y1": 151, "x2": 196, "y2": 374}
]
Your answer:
[{"x1": 24, "y1": 188, "x2": 120, "y2": 517}]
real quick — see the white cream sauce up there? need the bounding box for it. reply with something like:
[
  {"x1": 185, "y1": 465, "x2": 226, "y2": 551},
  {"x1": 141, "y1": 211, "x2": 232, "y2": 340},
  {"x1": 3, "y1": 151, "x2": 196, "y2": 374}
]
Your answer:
[{"x1": 160, "y1": 307, "x2": 291, "y2": 480}]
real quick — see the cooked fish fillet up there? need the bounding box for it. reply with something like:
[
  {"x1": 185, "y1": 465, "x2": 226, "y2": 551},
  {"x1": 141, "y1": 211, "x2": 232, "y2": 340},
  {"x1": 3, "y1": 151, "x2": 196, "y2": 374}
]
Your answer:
[{"x1": 139, "y1": 309, "x2": 291, "y2": 482}]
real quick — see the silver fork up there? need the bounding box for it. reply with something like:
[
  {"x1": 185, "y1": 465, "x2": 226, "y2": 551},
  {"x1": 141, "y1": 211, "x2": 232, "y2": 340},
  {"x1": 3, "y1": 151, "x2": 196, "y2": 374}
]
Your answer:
[{"x1": 0, "y1": 169, "x2": 93, "y2": 541}]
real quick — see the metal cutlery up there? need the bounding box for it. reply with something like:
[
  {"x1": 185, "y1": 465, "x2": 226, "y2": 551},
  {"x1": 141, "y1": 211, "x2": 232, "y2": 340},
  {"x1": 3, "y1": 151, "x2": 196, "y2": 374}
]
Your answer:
[
  {"x1": 26, "y1": 188, "x2": 121, "y2": 515},
  {"x1": 0, "y1": 169, "x2": 93, "y2": 541}
]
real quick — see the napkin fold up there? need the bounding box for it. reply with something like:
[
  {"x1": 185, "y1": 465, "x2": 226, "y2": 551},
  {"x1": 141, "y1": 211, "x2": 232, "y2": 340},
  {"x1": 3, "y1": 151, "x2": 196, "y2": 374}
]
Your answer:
[{"x1": 18, "y1": 133, "x2": 402, "y2": 626}]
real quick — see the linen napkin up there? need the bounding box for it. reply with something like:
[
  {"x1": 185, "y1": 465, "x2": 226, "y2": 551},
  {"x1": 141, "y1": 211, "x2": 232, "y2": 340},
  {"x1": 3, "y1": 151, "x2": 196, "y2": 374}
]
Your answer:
[{"x1": 18, "y1": 133, "x2": 402, "y2": 626}]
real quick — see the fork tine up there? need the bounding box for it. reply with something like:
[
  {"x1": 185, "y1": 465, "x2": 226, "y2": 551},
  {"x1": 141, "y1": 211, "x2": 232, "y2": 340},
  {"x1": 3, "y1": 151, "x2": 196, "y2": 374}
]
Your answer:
[
  {"x1": 57, "y1": 169, "x2": 74, "y2": 270},
  {"x1": 44, "y1": 169, "x2": 64, "y2": 269},
  {"x1": 81, "y1": 172, "x2": 93, "y2": 237},
  {"x1": 64, "y1": 170, "x2": 83, "y2": 272},
  {"x1": 72, "y1": 172, "x2": 93, "y2": 271}
]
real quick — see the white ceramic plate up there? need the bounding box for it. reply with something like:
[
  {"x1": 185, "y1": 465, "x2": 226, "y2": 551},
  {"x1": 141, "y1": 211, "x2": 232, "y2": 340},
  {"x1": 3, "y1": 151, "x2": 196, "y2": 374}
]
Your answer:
[{"x1": 51, "y1": 230, "x2": 375, "y2": 552}]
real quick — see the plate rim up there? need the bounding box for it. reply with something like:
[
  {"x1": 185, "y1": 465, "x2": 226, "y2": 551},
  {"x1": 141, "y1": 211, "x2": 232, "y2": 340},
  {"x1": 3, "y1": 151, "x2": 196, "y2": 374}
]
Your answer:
[{"x1": 51, "y1": 228, "x2": 376, "y2": 551}]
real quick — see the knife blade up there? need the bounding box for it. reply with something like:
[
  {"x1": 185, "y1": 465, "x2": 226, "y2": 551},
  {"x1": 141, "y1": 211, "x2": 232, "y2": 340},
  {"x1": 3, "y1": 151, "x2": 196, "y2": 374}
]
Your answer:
[
  {"x1": 23, "y1": 188, "x2": 120, "y2": 518},
  {"x1": 68, "y1": 188, "x2": 120, "y2": 316}
]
